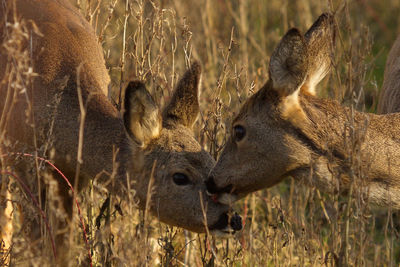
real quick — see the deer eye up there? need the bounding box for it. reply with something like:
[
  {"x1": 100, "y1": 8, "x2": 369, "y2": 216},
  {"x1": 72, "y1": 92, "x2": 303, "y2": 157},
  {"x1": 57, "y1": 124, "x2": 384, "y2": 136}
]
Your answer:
[
  {"x1": 173, "y1": 173, "x2": 190, "y2": 186},
  {"x1": 233, "y1": 125, "x2": 246, "y2": 142}
]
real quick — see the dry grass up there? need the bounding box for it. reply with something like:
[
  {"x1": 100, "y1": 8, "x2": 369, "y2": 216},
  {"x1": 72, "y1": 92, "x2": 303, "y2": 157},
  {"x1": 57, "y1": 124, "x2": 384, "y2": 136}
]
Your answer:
[{"x1": 2, "y1": 0, "x2": 400, "y2": 266}]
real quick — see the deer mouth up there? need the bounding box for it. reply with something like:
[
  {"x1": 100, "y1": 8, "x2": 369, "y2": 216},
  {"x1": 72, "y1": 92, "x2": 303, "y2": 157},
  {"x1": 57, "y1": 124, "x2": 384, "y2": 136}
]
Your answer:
[
  {"x1": 209, "y1": 212, "x2": 243, "y2": 236},
  {"x1": 205, "y1": 176, "x2": 233, "y2": 194},
  {"x1": 206, "y1": 176, "x2": 239, "y2": 205}
]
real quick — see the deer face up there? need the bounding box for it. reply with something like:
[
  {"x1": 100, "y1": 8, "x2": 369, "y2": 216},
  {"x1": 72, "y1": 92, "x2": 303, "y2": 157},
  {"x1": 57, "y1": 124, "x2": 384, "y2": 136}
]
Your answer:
[
  {"x1": 123, "y1": 63, "x2": 242, "y2": 234},
  {"x1": 207, "y1": 13, "x2": 335, "y2": 204},
  {"x1": 206, "y1": 82, "x2": 313, "y2": 203}
]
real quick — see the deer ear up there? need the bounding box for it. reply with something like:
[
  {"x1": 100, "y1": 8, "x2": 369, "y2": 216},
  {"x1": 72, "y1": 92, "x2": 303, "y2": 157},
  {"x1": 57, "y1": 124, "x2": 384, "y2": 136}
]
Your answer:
[
  {"x1": 302, "y1": 13, "x2": 336, "y2": 95},
  {"x1": 269, "y1": 28, "x2": 308, "y2": 97},
  {"x1": 268, "y1": 28, "x2": 308, "y2": 124},
  {"x1": 123, "y1": 81, "x2": 162, "y2": 148},
  {"x1": 163, "y1": 62, "x2": 201, "y2": 128}
]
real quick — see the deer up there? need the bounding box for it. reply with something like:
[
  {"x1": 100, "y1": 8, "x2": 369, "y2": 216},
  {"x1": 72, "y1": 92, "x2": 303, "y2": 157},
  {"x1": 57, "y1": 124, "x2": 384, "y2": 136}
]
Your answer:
[
  {"x1": 206, "y1": 13, "x2": 400, "y2": 210},
  {"x1": 377, "y1": 34, "x2": 400, "y2": 114},
  {"x1": 0, "y1": 0, "x2": 242, "y2": 263}
]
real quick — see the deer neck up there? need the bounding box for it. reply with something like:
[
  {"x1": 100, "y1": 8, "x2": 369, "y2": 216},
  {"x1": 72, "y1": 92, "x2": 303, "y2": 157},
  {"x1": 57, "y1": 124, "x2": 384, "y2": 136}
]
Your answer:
[
  {"x1": 45, "y1": 84, "x2": 133, "y2": 193},
  {"x1": 293, "y1": 94, "x2": 400, "y2": 207}
]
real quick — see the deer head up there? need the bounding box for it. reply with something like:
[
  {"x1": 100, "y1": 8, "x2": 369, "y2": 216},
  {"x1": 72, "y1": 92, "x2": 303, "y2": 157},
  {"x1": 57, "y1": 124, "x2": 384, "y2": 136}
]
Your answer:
[
  {"x1": 206, "y1": 13, "x2": 336, "y2": 204},
  {"x1": 121, "y1": 62, "x2": 242, "y2": 233}
]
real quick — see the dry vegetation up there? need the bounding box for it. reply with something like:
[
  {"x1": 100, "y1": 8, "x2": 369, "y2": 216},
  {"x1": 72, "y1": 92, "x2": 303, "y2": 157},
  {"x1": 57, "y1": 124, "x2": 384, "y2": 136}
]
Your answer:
[{"x1": 2, "y1": 0, "x2": 400, "y2": 266}]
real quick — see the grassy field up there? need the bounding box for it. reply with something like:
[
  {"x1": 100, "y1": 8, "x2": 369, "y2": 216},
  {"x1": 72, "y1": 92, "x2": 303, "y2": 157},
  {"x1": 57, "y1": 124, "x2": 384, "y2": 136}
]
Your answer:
[{"x1": 3, "y1": 0, "x2": 400, "y2": 266}]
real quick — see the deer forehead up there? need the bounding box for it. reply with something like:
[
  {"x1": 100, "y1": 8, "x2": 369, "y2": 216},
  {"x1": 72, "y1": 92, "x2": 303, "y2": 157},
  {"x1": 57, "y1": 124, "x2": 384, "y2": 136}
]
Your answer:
[
  {"x1": 160, "y1": 126, "x2": 203, "y2": 152},
  {"x1": 234, "y1": 97, "x2": 274, "y2": 128},
  {"x1": 151, "y1": 128, "x2": 214, "y2": 173}
]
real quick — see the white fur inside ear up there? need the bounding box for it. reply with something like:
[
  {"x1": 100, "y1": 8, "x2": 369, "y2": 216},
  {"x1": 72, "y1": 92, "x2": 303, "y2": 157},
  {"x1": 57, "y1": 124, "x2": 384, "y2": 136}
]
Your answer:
[
  {"x1": 280, "y1": 89, "x2": 307, "y2": 125},
  {"x1": 140, "y1": 107, "x2": 162, "y2": 146},
  {"x1": 147, "y1": 115, "x2": 162, "y2": 140},
  {"x1": 304, "y1": 61, "x2": 329, "y2": 95},
  {"x1": 125, "y1": 87, "x2": 162, "y2": 148}
]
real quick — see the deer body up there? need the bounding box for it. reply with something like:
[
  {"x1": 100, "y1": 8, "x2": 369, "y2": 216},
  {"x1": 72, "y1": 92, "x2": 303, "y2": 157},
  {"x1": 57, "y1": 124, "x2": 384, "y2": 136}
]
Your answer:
[
  {"x1": 378, "y1": 34, "x2": 400, "y2": 114},
  {"x1": 207, "y1": 13, "x2": 400, "y2": 209},
  {"x1": 0, "y1": 0, "x2": 112, "y2": 184},
  {"x1": 0, "y1": 0, "x2": 241, "y2": 261}
]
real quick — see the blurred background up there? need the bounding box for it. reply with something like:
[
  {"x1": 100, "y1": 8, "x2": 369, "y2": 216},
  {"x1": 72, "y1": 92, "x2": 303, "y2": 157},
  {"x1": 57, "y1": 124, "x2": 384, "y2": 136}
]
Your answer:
[{"x1": 9, "y1": 0, "x2": 400, "y2": 265}]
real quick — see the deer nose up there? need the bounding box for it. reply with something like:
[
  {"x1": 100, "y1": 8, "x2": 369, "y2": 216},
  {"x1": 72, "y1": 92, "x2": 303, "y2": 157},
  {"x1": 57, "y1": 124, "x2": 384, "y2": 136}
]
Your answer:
[
  {"x1": 206, "y1": 175, "x2": 219, "y2": 194},
  {"x1": 206, "y1": 175, "x2": 233, "y2": 195},
  {"x1": 230, "y1": 213, "x2": 243, "y2": 231}
]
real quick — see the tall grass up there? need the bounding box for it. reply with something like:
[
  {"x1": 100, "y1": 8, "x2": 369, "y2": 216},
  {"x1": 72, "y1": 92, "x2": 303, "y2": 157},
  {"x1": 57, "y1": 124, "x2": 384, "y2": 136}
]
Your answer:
[{"x1": 2, "y1": 0, "x2": 400, "y2": 266}]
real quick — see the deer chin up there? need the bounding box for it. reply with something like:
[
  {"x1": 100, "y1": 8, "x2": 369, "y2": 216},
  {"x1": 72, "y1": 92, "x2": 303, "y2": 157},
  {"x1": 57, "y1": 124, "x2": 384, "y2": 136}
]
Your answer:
[
  {"x1": 213, "y1": 192, "x2": 238, "y2": 206},
  {"x1": 210, "y1": 228, "x2": 238, "y2": 237}
]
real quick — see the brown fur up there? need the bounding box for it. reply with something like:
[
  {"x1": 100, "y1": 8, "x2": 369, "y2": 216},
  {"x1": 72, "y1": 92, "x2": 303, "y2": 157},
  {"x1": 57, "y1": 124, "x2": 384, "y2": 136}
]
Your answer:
[
  {"x1": 377, "y1": 35, "x2": 400, "y2": 114},
  {"x1": 208, "y1": 13, "x2": 400, "y2": 209},
  {"x1": 269, "y1": 28, "x2": 308, "y2": 97},
  {"x1": 0, "y1": 0, "x2": 239, "y2": 263}
]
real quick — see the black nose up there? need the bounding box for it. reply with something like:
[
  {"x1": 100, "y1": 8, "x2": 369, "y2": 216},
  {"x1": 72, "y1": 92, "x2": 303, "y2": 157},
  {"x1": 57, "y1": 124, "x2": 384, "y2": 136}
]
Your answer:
[
  {"x1": 206, "y1": 176, "x2": 218, "y2": 194},
  {"x1": 206, "y1": 176, "x2": 233, "y2": 195},
  {"x1": 230, "y1": 213, "x2": 243, "y2": 231}
]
